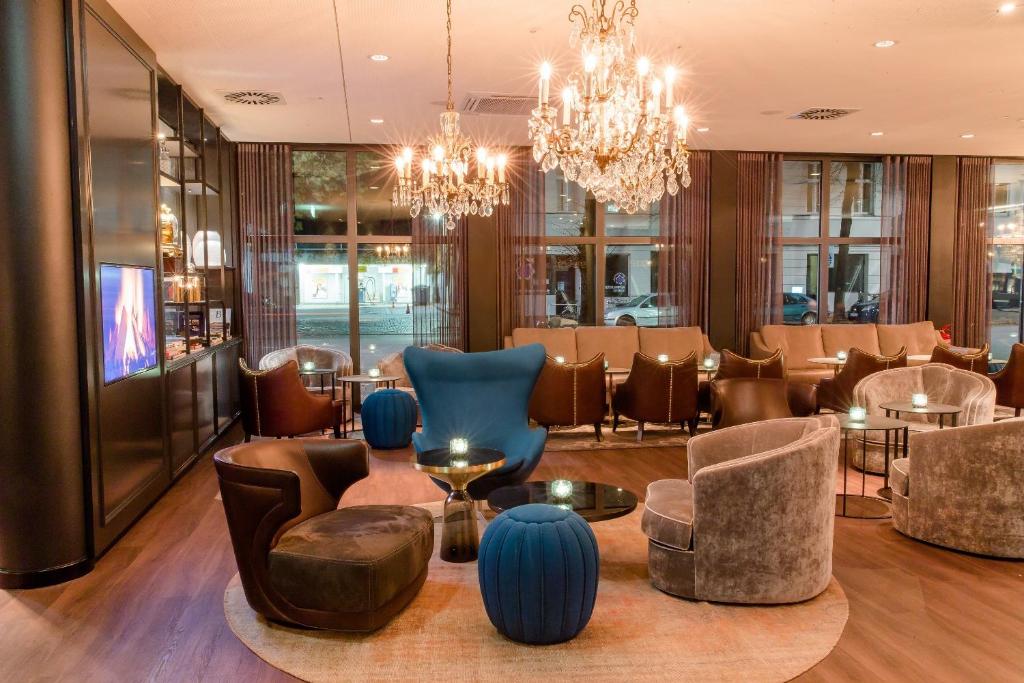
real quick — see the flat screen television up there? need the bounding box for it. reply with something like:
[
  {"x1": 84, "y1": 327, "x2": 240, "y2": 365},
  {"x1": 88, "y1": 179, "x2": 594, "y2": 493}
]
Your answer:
[{"x1": 100, "y1": 263, "x2": 158, "y2": 384}]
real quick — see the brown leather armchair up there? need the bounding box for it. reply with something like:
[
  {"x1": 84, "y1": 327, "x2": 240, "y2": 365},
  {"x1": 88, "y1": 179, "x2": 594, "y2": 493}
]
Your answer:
[
  {"x1": 529, "y1": 353, "x2": 607, "y2": 440},
  {"x1": 239, "y1": 359, "x2": 344, "y2": 440},
  {"x1": 612, "y1": 352, "x2": 699, "y2": 441},
  {"x1": 991, "y1": 343, "x2": 1024, "y2": 417},
  {"x1": 710, "y1": 378, "x2": 794, "y2": 430},
  {"x1": 214, "y1": 439, "x2": 434, "y2": 631},
  {"x1": 698, "y1": 349, "x2": 817, "y2": 417},
  {"x1": 930, "y1": 343, "x2": 990, "y2": 374},
  {"x1": 817, "y1": 346, "x2": 907, "y2": 413}
]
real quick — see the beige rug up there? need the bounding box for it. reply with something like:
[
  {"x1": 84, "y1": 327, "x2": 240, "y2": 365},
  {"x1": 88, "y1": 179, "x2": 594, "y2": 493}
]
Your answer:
[{"x1": 224, "y1": 509, "x2": 848, "y2": 682}]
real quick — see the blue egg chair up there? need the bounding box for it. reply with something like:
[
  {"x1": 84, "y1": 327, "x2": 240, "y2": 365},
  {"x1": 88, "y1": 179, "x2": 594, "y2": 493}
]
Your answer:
[{"x1": 404, "y1": 344, "x2": 548, "y2": 499}]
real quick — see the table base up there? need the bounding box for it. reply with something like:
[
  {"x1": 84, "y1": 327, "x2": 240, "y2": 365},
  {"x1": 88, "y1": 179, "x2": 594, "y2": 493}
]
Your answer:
[
  {"x1": 441, "y1": 489, "x2": 481, "y2": 563},
  {"x1": 876, "y1": 486, "x2": 893, "y2": 501},
  {"x1": 836, "y1": 494, "x2": 891, "y2": 520}
]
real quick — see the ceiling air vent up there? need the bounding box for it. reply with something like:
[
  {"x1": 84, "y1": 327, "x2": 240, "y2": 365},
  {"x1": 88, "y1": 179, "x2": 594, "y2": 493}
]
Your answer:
[
  {"x1": 218, "y1": 90, "x2": 285, "y2": 106},
  {"x1": 461, "y1": 93, "x2": 536, "y2": 116},
  {"x1": 788, "y1": 107, "x2": 859, "y2": 121}
]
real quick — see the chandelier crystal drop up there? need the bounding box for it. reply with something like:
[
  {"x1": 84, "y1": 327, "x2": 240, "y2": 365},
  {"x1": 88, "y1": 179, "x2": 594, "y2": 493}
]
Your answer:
[
  {"x1": 393, "y1": 0, "x2": 509, "y2": 230},
  {"x1": 528, "y1": 0, "x2": 692, "y2": 214}
]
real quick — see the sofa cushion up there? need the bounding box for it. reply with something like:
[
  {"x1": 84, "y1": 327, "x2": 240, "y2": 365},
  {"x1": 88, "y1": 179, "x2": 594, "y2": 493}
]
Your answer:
[
  {"x1": 576, "y1": 326, "x2": 640, "y2": 369},
  {"x1": 820, "y1": 324, "x2": 881, "y2": 357},
  {"x1": 759, "y1": 325, "x2": 826, "y2": 370},
  {"x1": 877, "y1": 322, "x2": 939, "y2": 356},
  {"x1": 511, "y1": 327, "x2": 578, "y2": 362},
  {"x1": 890, "y1": 458, "x2": 910, "y2": 497},
  {"x1": 268, "y1": 505, "x2": 433, "y2": 614},
  {"x1": 638, "y1": 327, "x2": 706, "y2": 361},
  {"x1": 641, "y1": 479, "x2": 694, "y2": 550}
]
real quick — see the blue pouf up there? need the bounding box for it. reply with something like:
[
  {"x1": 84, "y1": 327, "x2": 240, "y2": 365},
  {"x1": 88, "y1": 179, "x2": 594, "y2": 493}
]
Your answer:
[
  {"x1": 360, "y1": 389, "x2": 417, "y2": 449},
  {"x1": 478, "y1": 504, "x2": 599, "y2": 644}
]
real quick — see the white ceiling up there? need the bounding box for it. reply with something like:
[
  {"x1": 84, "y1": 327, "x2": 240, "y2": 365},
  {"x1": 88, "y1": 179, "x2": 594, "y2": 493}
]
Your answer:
[{"x1": 109, "y1": 0, "x2": 1024, "y2": 155}]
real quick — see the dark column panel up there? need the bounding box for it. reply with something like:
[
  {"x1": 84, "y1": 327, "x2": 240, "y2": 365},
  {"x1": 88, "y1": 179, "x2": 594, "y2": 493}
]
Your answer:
[
  {"x1": 167, "y1": 363, "x2": 197, "y2": 476},
  {"x1": 928, "y1": 156, "x2": 957, "y2": 327},
  {"x1": 708, "y1": 151, "x2": 739, "y2": 351},
  {"x1": 0, "y1": 0, "x2": 90, "y2": 586},
  {"x1": 467, "y1": 215, "x2": 499, "y2": 352}
]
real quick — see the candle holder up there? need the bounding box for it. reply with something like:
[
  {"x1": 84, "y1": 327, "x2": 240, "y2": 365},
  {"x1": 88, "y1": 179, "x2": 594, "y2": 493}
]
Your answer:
[
  {"x1": 302, "y1": 361, "x2": 315, "y2": 371},
  {"x1": 449, "y1": 437, "x2": 469, "y2": 455},
  {"x1": 848, "y1": 406, "x2": 867, "y2": 423},
  {"x1": 836, "y1": 350, "x2": 848, "y2": 361},
  {"x1": 657, "y1": 354, "x2": 669, "y2": 363},
  {"x1": 368, "y1": 367, "x2": 381, "y2": 378},
  {"x1": 703, "y1": 357, "x2": 716, "y2": 370},
  {"x1": 554, "y1": 356, "x2": 565, "y2": 364},
  {"x1": 911, "y1": 393, "x2": 929, "y2": 408},
  {"x1": 550, "y1": 479, "x2": 574, "y2": 499},
  {"x1": 604, "y1": 360, "x2": 609, "y2": 370}
]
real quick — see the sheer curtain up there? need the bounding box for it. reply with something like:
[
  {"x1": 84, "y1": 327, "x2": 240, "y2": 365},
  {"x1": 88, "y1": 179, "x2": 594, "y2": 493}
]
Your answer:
[
  {"x1": 496, "y1": 147, "x2": 547, "y2": 338},
  {"x1": 238, "y1": 143, "x2": 296, "y2": 366},
  {"x1": 880, "y1": 156, "x2": 932, "y2": 324},
  {"x1": 735, "y1": 152, "x2": 783, "y2": 352},
  {"x1": 953, "y1": 156, "x2": 994, "y2": 348},
  {"x1": 657, "y1": 150, "x2": 711, "y2": 328},
  {"x1": 412, "y1": 216, "x2": 468, "y2": 350}
]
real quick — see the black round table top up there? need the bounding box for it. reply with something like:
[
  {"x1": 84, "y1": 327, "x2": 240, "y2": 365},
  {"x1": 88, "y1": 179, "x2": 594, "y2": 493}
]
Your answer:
[
  {"x1": 836, "y1": 414, "x2": 909, "y2": 431},
  {"x1": 879, "y1": 401, "x2": 962, "y2": 416},
  {"x1": 415, "y1": 447, "x2": 505, "y2": 475},
  {"x1": 487, "y1": 480, "x2": 639, "y2": 522}
]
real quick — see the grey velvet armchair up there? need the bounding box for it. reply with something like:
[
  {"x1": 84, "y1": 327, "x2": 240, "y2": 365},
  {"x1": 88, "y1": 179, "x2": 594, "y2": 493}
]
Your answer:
[
  {"x1": 642, "y1": 416, "x2": 839, "y2": 604},
  {"x1": 890, "y1": 418, "x2": 1024, "y2": 559}
]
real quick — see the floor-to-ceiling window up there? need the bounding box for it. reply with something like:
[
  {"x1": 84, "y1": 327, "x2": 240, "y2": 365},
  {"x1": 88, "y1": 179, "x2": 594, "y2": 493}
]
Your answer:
[
  {"x1": 989, "y1": 161, "x2": 1024, "y2": 359},
  {"x1": 292, "y1": 148, "x2": 412, "y2": 370},
  {"x1": 779, "y1": 157, "x2": 883, "y2": 324},
  {"x1": 541, "y1": 168, "x2": 660, "y2": 327}
]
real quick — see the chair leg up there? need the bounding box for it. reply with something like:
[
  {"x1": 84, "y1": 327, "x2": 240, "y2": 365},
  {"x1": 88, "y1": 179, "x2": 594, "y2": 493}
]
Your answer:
[
  {"x1": 636, "y1": 421, "x2": 645, "y2": 442},
  {"x1": 612, "y1": 412, "x2": 619, "y2": 432},
  {"x1": 244, "y1": 432, "x2": 252, "y2": 443},
  {"x1": 594, "y1": 422, "x2": 602, "y2": 442},
  {"x1": 1017, "y1": 408, "x2": 1021, "y2": 418},
  {"x1": 687, "y1": 418, "x2": 699, "y2": 437},
  {"x1": 333, "y1": 424, "x2": 342, "y2": 439}
]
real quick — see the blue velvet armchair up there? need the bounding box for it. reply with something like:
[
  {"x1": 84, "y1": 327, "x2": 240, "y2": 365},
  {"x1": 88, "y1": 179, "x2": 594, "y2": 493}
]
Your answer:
[{"x1": 404, "y1": 344, "x2": 548, "y2": 499}]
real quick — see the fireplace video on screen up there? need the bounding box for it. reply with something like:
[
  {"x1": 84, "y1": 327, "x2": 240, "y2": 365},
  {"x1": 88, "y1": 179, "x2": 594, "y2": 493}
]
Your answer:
[{"x1": 100, "y1": 263, "x2": 158, "y2": 384}]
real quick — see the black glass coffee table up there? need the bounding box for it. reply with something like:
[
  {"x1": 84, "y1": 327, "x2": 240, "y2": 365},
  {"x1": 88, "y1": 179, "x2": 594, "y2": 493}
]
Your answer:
[{"x1": 487, "y1": 480, "x2": 638, "y2": 522}]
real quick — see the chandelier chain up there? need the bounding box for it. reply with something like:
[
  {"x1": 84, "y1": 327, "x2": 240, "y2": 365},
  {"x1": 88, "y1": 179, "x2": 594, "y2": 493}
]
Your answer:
[{"x1": 446, "y1": 0, "x2": 454, "y2": 111}]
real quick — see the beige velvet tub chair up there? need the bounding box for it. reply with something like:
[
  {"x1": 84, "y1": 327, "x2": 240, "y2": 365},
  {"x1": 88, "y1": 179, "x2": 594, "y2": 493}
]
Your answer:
[
  {"x1": 642, "y1": 416, "x2": 839, "y2": 604},
  {"x1": 890, "y1": 419, "x2": 1024, "y2": 559},
  {"x1": 851, "y1": 363, "x2": 996, "y2": 473}
]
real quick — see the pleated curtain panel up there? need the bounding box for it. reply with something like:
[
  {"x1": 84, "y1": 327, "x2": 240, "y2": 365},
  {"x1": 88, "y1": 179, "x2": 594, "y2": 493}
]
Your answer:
[
  {"x1": 657, "y1": 150, "x2": 711, "y2": 328},
  {"x1": 953, "y1": 156, "x2": 994, "y2": 348},
  {"x1": 735, "y1": 152, "x2": 784, "y2": 353},
  {"x1": 412, "y1": 216, "x2": 469, "y2": 350},
  {"x1": 880, "y1": 155, "x2": 932, "y2": 324},
  {"x1": 238, "y1": 143, "x2": 297, "y2": 366}
]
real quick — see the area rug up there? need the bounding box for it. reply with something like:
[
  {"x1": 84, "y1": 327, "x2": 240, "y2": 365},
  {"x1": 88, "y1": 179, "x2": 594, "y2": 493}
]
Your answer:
[
  {"x1": 543, "y1": 422, "x2": 695, "y2": 451},
  {"x1": 224, "y1": 508, "x2": 848, "y2": 682}
]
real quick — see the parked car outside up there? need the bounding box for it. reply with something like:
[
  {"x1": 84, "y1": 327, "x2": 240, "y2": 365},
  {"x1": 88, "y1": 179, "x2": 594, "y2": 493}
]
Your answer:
[
  {"x1": 604, "y1": 293, "x2": 663, "y2": 326},
  {"x1": 782, "y1": 292, "x2": 818, "y2": 325},
  {"x1": 847, "y1": 295, "x2": 880, "y2": 322}
]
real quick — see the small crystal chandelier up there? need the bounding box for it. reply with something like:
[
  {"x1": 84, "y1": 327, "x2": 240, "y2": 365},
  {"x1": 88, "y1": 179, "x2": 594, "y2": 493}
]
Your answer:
[
  {"x1": 528, "y1": 0, "x2": 692, "y2": 214},
  {"x1": 393, "y1": 0, "x2": 509, "y2": 230}
]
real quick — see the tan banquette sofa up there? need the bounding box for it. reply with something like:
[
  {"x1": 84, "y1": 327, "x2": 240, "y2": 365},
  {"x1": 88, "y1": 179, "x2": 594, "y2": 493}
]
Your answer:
[
  {"x1": 505, "y1": 326, "x2": 714, "y2": 369},
  {"x1": 750, "y1": 322, "x2": 944, "y2": 384}
]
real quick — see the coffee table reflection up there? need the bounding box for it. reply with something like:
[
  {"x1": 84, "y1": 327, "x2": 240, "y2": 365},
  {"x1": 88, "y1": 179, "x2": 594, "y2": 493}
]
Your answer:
[{"x1": 488, "y1": 480, "x2": 638, "y2": 522}]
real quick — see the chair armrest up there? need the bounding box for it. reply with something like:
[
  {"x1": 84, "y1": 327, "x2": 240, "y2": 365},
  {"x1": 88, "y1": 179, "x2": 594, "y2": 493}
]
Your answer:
[{"x1": 687, "y1": 422, "x2": 759, "y2": 478}]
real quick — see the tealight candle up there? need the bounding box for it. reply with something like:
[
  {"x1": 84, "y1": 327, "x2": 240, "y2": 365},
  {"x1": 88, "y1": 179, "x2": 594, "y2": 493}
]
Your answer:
[
  {"x1": 657, "y1": 354, "x2": 669, "y2": 363},
  {"x1": 703, "y1": 357, "x2": 715, "y2": 370},
  {"x1": 449, "y1": 437, "x2": 469, "y2": 455},
  {"x1": 302, "y1": 361, "x2": 315, "y2": 371},
  {"x1": 837, "y1": 350, "x2": 848, "y2": 361},
  {"x1": 551, "y1": 479, "x2": 574, "y2": 498},
  {"x1": 368, "y1": 367, "x2": 381, "y2": 378},
  {"x1": 604, "y1": 360, "x2": 609, "y2": 370},
  {"x1": 555, "y1": 355, "x2": 565, "y2": 364},
  {"x1": 911, "y1": 393, "x2": 929, "y2": 408},
  {"x1": 848, "y1": 406, "x2": 867, "y2": 422}
]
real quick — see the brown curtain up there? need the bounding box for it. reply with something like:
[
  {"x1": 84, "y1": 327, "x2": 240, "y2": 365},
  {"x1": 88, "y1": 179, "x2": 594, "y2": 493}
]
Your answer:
[
  {"x1": 735, "y1": 152, "x2": 783, "y2": 352},
  {"x1": 238, "y1": 143, "x2": 296, "y2": 366},
  {"x1": 496, "y1": 148, "x2": 547, "y2": 339},
  {"x1": 953, "y1": 157, "x2": 994, "y2": 348},
  {"x1": 658, "y1": 150, "x2": 711, "y2": 328},
  {"x1": 880, "y1": 156, "x2": 932, "y2": 324},
  {"x1": 412, "y1": 216, "x2": 468, "y2": 349}
]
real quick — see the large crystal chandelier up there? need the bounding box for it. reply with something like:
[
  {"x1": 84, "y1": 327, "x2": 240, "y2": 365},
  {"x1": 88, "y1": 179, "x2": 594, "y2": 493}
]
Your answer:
[
  {"x1": 528, "y1": 0, "x2": 691, "y2": 213},
  {"x1": 393, "y1": 0, "x2": 509, "y2": 230}
]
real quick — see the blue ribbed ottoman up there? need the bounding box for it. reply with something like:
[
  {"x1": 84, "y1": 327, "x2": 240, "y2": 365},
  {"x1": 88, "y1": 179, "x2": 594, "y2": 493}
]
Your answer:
[
  {"x1": 360, "y1": 389, "x2": 417, "y2": 449},
  {"x1": 478, "y1": 504, "x2": 599, "y2": 644}
]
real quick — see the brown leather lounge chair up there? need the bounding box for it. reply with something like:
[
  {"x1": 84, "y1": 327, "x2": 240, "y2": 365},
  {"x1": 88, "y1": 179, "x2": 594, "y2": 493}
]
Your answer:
[
  {"x1": 214, "y1": 439, "x2": 434, "y2": 631},
  {"x1": 529, "y1": 353, "x2": 607, "y2": 441},
  {"x1": 698, "y1": 349, "x2": 817, "y2": 418},
  {"x1": 710, "y1": 377, "x2": 795, "y2": 429},
  {"x1": 991, "y1": 343, "x2": 1024, "y2": 417},
  {"x1": 817, "y1": 346, "x2": 907, "y2": 413},
  {"x1": 929, "y1": 343, "x2": 990, "y2": 374},
  {"x1": 239, "y1": 359, "x2": 344, "y2": 440},
  {"x1": 612, "y1": 352, "x2": 698, "y2": 441}
]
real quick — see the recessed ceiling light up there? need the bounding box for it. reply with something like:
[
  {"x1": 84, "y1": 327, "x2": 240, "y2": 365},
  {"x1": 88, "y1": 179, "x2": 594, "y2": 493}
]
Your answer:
[
  {"x1": 369, "y1": 185, "x2": 380, "y2": 190},
  {"x1": 696, "y1": 127, "x2": 710, "y2": 132},
  {"x1": 870, "y1": 131, "x2": 884, "y2": 136},
  {"x1": 874, "y1": 39, "x2": 897, "y2": 48},
  {"x1": 369, "y1": 118, "x2": 384, "y2": 124},
  {"x1": 998, "y1": 3, "x2": 1016, "y2": 14},
  {"x1": 961, "y1": 133, "x2": 975, "y2": 138},
  {"x1": 369, "y1": 54, "x2": 389, "y2": 61}
]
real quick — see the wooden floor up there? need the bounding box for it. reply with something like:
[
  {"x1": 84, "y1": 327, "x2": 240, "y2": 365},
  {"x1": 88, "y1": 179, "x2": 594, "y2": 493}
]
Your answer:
[{"x1": 1, "y1": 424, "x2": 1022, "y2": 682}]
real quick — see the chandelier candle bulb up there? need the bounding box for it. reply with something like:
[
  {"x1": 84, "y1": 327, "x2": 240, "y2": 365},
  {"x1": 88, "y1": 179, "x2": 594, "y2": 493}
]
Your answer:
[
  {"x1": 449, "y1": 438, "x2": 469, "y2": 456},
  {"x1": 497, "y1": 155, "x2": 507, "y2": 184},
  {"x1": 562, "y1": 87, "x2": 572, "y2": 125},
  {"x1": 540, "y1": 62, "x2": 552, "y2": 106}
]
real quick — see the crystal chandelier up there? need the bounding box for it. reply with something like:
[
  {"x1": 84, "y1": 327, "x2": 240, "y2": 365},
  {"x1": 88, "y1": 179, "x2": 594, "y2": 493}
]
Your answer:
[
  {"x1": 528, "y1": 0, "x2": 692, "y2": 214},
  {"x1": 393, "y1": 0, "x2": 509, "y2": 230}
]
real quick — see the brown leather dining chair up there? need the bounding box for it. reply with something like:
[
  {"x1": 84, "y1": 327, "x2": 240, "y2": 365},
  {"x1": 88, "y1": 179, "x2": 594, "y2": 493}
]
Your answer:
[
  {"x1": 991, "y1": 343, "x2": 1024, "y2": 417},
  {"x1": 817, "y1": 346, "x2": 907, "y2": 413},
  {"x1": 215, "y1": 439, "x2": 434, "y2": 631},
  {"x1": 698, "y1": 348, "x2": 817, "y2": 417},
  {"x1": 710, "y1": 377, "x2": 794, "y2": 430},
  {"x1": 929, "y1": 343, "x2": 990, "y2": 374},
  {"x1": 529, "y1": 353, "x2": 607, "y2": 441},
  {"x1": 239, "y1": 359, "x2": 344, "y2": 440},
  {"x1": 612, "y1": 352, "x2": 699, "y2": 441}
]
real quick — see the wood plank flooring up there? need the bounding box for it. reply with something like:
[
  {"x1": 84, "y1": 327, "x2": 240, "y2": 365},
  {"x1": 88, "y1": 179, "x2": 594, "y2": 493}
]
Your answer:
[{"x1": 1, "y1": 424, "x2": 1021, "y2": 682}]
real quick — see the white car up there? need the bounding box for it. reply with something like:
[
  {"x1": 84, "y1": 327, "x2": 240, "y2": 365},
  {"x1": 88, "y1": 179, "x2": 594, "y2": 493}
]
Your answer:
[{"x1": 603, "y1": 293, "x2": 665, "y2": 326}]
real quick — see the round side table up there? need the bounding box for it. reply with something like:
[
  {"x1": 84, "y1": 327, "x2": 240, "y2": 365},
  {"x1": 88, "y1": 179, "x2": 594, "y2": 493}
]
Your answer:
[
  {"x1": 338, "y1": 374, "x2": 401, "y2": 436},
  {"x1": 836, "y1": 415, "x2": 909, "y2": 519},
  {"x1": 298, "y1": 367, "x2": 337, "y2": 399},
  {"x1": 880, "y1": 401, "x2": 962, "y2": 429}
]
